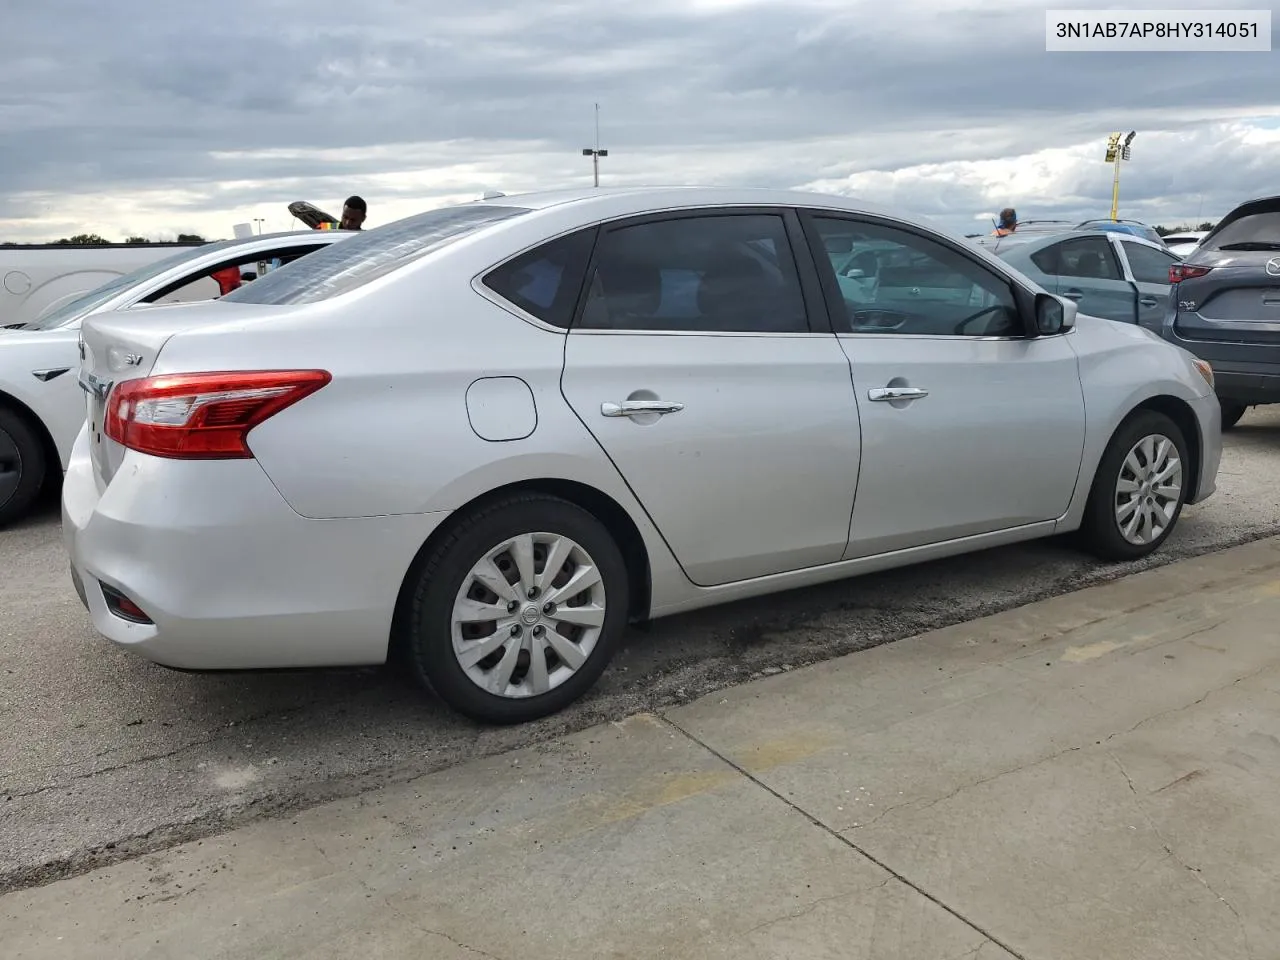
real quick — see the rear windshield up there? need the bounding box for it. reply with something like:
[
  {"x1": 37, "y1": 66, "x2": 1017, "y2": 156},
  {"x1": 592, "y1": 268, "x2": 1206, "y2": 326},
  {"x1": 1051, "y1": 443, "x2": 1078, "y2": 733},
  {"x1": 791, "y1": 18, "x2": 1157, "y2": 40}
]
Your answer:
[
  {"x1": 224, "y1": 204, "x2": 529, "y2": 306},
  {"x1": 1203, "y1": 210, "x2": 1280, "y2": 250}
]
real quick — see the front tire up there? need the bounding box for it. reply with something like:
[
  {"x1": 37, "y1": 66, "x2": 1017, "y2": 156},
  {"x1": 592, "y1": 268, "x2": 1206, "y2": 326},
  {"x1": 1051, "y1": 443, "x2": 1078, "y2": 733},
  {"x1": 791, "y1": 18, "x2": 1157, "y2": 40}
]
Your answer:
[
  {"x1": 402, "y1": 494, "x2": 630, "y2": 724},
  {"x1": 1079, "y1": 410, "x2": 1189, "y2": 562},
  {"x1": 0, "y1": 407, "x2": 47, "y2": 527}
]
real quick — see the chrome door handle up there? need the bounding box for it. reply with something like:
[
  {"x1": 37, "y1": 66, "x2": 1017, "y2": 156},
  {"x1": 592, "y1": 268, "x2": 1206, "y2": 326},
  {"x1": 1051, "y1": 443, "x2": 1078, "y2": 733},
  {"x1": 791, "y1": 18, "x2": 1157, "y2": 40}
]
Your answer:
[
  {"x1": 601, "y1": 400, "x2": 685, "y2": 418},
  {"x1": 868, "y1": 386, "x2": 929, "y2": 402}
]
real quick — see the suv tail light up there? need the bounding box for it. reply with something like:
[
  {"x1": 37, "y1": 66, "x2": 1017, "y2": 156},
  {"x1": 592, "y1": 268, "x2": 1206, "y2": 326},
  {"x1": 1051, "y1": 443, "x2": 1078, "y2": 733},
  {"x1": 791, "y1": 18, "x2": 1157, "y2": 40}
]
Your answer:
[
  {"x1": 104, "y1": 370, "x2": 331, "y2": 459},
  {"x1": 1169, "y1": 264, "x2": 1212, "y2": 283}
]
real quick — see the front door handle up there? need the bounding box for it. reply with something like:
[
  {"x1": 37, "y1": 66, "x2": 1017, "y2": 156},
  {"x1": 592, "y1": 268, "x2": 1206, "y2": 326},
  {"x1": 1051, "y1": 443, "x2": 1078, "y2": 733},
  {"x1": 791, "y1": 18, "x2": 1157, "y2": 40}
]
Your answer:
[
  {"x1": 1062, "y1": 289, "x2": 1084, "y2": 301},
  {"x1": 868, "y1": 386, "x2": 929, "y2": 402},
  {"x1": 601, "y1": 400, "x2": 685, "y2": 418}
]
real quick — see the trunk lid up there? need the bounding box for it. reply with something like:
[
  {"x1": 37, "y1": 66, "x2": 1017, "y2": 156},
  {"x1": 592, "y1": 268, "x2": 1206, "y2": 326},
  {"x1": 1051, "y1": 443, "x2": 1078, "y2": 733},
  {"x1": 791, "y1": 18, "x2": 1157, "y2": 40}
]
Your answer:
[{"x1": 1172, "y1": 258, "x2": 1280, "y2": 347}]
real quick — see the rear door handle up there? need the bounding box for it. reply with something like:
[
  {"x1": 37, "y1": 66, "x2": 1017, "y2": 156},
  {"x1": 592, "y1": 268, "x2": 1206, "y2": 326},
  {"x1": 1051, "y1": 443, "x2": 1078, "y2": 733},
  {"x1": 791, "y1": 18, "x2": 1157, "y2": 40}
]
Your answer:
[
  {"x1": 601, "y1": 400, "x2": 685, "y2": 418},
  {"x1": 1139, "y1": 296, "x2": 1159, "y2": 308},
  {"x1": 868, "y1": 387, "x2": 929, "y2": 402}
]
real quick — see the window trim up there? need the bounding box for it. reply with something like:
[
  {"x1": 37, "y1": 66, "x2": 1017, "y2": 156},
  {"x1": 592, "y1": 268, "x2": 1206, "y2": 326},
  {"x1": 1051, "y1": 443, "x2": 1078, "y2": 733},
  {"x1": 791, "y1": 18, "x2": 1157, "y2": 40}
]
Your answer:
[
  {"x1": 476, "y1": 225, "x2": 601, "y2": 331},
  {"x1": 1115, "y1": 237, "x2": 1178, "y2": 286},
  {"x1": 797, "y1": 209, "x2": 1046, "y2": 341},
  {"x1": 566, "y1": 206, "x2": 827, "y2": 336}
]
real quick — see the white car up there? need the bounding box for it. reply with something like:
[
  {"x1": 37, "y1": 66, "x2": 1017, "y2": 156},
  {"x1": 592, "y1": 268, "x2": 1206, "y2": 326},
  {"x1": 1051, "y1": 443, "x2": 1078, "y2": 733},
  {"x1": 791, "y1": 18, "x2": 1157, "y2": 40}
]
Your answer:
[
  {"x1": 1162, "y1": 230, "x2": 1209, "y2": 257},
  {"x1": 64, "y1": 187, "x2": 1222, "y2": 724},
  {"x1": 0, "y1": 230, "x2": 350, "y2": 524}
]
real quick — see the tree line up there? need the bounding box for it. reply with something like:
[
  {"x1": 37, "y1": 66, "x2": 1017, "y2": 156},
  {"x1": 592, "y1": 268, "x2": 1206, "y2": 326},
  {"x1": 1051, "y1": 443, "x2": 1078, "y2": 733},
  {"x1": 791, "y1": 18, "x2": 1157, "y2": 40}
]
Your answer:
[{"x1": 50, "y1": 232, "x2": 208, "y2": 245}]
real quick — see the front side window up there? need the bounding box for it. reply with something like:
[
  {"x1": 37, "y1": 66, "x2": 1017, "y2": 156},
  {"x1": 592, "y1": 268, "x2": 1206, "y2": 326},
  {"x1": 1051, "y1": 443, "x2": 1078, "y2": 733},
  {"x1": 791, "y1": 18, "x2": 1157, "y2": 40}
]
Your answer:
[
  {"x1": 1123, "y1": 242, "x2": 1178, "y2": 285},
  {"x1": 810, "y1": 216, "x2": 1021, "y2": 337},
  {"x1": 481, "y1": 229, "x2": 597, "y2": 328},
  {"x1": 576, "y1": 214, "x2": 809, "y2": 333},
  {"x1": 225, "y1": 204, "x2": 529, "y2": 306}
]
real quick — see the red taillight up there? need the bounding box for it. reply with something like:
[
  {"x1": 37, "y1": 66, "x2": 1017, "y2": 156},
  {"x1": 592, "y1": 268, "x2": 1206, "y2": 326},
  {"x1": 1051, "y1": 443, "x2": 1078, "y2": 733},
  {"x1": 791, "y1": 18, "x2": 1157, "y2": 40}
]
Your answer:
[
  {"x1": 104, "y1": 370, "x2": 331, "y2": 459},
  {"x1": 1169, "y1": 263, "x2": 1212, "y2": 283}
]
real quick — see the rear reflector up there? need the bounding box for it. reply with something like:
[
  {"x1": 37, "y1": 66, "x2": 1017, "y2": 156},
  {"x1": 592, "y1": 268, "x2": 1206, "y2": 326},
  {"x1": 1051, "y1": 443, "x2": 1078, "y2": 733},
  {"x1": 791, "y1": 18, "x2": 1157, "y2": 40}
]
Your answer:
[
  {"x1": 100, "y1": 583, "x2": 154, "y2": 625},
  {"x1": 104, "y1": 369, "x2": 331, "y2": 459},
  {"x1": 1169, "y1": 263, "x2": 1212, "y2": 283}
]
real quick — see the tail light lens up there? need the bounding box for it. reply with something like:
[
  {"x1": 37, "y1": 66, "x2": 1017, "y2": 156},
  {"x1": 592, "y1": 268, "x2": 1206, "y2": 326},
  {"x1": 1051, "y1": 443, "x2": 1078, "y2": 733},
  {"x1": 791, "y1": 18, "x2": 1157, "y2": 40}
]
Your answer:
[
  {"x1": 104, "y1": 370, "x2": 331, "y2": 459},
  {"x1": 1169, "y1": 264, "x2": 1212, "y2": 283}
]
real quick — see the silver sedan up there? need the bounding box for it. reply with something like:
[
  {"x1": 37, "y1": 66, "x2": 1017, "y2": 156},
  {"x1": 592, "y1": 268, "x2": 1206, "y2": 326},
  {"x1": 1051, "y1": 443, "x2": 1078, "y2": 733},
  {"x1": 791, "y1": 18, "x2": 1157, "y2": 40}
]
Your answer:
[{"x1": 64, "y1": 187, "x2": 1222, "y2": 724}]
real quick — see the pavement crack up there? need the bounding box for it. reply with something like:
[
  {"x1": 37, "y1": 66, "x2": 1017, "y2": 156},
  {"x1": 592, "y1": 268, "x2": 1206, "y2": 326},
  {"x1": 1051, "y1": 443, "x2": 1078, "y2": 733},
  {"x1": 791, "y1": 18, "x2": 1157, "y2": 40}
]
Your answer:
[
  {"x1": 742, "y1": 885, "x2": 886, "y2": 938},
  {"x1": 1106, "y1": 662, "x2": 1275, "y2": 743},
  {"x1": 1109, "y1": 752, "x2": 1253, "y2": 959},
  {"x1": 310, "y1": 839, "x2": 505, "y2": 960},
  {"x1": 841, "y1": 743, "x2": 1084, "y2": 832},
  {"x1": 661, "y1": 715, "x2": 1028, "y2": 960}
]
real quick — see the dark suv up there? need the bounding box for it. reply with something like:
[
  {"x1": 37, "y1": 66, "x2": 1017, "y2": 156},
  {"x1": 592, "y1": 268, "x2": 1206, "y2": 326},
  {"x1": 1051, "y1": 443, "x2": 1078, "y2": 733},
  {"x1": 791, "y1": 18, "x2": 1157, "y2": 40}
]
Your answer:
[{"x1": 1161, "y1": 195, "x2": 1280, "y2": 430}]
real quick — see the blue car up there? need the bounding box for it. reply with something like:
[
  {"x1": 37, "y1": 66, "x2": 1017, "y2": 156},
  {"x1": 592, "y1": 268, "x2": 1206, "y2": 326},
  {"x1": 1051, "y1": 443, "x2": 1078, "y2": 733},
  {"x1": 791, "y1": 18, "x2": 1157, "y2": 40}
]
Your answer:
[
  {"x1": 992, "y1": 230, "x2": 1181, "y2": 327},
  {"x1": 1076, "y1": 219, "x2": 1168, "y2": 247}
]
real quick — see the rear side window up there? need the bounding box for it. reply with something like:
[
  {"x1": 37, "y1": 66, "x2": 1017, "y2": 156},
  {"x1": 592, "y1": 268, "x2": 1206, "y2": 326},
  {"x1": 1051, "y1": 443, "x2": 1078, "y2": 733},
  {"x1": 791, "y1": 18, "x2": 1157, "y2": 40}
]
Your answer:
[
  {"x1": 1032, "y1": 237, "x2": 1122, "y2": 280},
  {"x1": 481, "y1": 229, "x2": 597, "y2": 328},
  {"x1": 225, "y1": 205, "x2": 528, "y2": 306},
  {"x1": 576, "y1": 214, "x2": 810, "y2": 333}
]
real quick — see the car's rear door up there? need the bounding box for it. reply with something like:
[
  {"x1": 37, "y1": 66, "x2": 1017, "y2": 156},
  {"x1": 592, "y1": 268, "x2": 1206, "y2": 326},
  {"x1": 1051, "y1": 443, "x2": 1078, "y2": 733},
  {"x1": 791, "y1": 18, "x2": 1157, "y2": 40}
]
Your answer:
[
  {"x1": 1113, "y1": 237, "x2": 1179, "y2": 334},
  {"x1": 558, "y1": 208, "x2": 862, "y2": 587},
  {"x1": 1036, "y1": 236, "x2": 1137, "y2": 323}
]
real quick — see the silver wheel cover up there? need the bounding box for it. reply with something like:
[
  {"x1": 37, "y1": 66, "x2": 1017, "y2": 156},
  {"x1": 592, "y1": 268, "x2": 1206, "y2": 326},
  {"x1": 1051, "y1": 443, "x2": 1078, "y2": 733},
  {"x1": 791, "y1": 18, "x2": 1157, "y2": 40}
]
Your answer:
[
  {"x1": 1114, "y1": 433, "x2": 1183, "y2": 546},
  {"x1": 451, "y1": 532, "x2": 607, "y2": 698}
]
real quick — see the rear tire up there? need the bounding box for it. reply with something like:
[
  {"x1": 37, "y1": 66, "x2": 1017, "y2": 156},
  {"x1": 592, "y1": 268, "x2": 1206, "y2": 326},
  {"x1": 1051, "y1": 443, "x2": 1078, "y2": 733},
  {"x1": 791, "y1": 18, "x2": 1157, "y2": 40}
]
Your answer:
[
  {"x1": 1219, "y1": 400, "x2": 1247, "y2": 431},
  {"x1": 1079, "y1": 410, "x2": 1189, "y2": 562},
  {"x1": 401, "y1": 494, "x2": 629, "y2": 724},
  {"x1": 0, "y1": 407, "x2": 47, "y2": 527}
]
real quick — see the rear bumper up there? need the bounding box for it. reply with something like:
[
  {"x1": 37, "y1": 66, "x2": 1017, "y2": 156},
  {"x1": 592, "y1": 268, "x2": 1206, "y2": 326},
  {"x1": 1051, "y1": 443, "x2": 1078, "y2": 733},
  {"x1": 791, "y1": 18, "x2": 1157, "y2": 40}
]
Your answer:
[{"x1": 61, "y1": 429, "x2": 447, "y2": 670}]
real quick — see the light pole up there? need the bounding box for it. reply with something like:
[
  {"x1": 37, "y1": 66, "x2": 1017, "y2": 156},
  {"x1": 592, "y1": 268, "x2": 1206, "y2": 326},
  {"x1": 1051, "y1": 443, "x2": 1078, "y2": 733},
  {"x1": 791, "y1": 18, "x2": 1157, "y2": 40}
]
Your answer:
[
  {"x1": 1104, "y1": 131, "x2": 1135, "y2": 221},
  {"x1": 253, "y1": 218, "x2": 265, "y2": 235},
  {"x1": 582, "y1": 103, "x2": 608, "y2": 187}
]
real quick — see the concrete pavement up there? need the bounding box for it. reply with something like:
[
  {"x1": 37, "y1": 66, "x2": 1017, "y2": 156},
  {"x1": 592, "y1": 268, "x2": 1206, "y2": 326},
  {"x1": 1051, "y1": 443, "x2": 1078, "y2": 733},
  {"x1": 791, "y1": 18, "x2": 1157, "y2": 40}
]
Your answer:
[
  {"x1": 5, "y1": 536, "x2": 1279, "y2": 959},
  {"x1": 4, "y1": 407, "x2": 1280, "y2": 894}
]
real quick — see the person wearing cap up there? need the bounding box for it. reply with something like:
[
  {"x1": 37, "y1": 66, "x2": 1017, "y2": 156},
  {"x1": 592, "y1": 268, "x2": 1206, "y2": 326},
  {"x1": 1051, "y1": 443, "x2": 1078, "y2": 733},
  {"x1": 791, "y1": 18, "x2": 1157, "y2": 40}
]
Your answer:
[{"x1": 992, "y1": 208, "x2": 1018, "y2": 237}]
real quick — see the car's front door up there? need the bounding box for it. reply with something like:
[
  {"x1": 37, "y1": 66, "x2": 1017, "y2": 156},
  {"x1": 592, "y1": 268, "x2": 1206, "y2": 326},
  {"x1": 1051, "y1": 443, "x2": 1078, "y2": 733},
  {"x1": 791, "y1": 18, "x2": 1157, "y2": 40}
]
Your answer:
[
  {"x1": 803, "y1": 213, "x2": 1087, "y2": 558},
  {"x1": 1032, "y1": 235, "x2": 1137, "y2": 323},
  {"x1": 1114, "y1": 237, "x2": 1179, "y2": 334},
  {"x1": 559, "y1": 209, "x2": 861, "y2": 587}
]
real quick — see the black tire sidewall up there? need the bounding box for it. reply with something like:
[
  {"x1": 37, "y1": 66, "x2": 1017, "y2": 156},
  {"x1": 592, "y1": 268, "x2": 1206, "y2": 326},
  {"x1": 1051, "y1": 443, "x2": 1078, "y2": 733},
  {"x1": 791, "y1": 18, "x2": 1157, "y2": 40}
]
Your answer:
[
  {"x1": 1084, "y1": 410, "x2": 1189, "y2": 561},
  {"x1": 0, "y1": 408, "x2": 46, "y2": 526},
  {"x1": 407, "y1": 495, "x2": 630, "y2": 724},
  {"x1": 1219, "y1": 401, "x2": 1247, "y2": 431}
]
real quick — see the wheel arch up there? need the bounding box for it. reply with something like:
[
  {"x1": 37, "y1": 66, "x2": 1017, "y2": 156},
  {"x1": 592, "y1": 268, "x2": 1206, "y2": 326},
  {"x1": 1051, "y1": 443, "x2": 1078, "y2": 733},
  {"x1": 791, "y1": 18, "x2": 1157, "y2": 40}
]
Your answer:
[
  {"x1": 0, "y1": 388, "x2": 60, "y2": 493},
  {"x1": 1127, "y1": 394, "x2": 1203, "y2": 502},
  {"x1": 389, "y1": 477, "x2": 654, "y2": 658}
]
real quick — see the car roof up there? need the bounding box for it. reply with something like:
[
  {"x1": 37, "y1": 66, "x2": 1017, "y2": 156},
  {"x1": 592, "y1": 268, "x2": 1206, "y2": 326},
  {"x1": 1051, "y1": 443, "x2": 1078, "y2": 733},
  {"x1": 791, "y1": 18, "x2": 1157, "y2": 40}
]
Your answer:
[{"x1": 474, "y1": 185, "x2": 919, "y2": 223}]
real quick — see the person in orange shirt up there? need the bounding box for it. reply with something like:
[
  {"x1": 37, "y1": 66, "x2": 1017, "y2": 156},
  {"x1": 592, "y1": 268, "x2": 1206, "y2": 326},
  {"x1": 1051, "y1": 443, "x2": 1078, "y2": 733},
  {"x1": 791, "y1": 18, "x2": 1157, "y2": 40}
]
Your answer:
[{"x1": 991, "y1": 207, "x2": 1018, "y2": 237}]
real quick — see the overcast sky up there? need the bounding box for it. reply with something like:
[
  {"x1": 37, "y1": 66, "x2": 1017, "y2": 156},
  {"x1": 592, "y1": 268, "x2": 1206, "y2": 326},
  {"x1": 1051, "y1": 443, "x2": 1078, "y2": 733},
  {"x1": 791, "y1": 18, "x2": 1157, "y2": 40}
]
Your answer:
[{"x1": 2, "y1": 0, "x2": 1277, "y2": 242}]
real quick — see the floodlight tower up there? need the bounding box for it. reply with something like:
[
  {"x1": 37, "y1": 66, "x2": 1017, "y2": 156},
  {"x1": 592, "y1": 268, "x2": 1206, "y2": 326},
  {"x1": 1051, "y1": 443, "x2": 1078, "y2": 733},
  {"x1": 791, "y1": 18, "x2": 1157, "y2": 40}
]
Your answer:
[
  {"x1": 582, "y1": 103, "x2": 608, "y2": 187},
  {"x1": 1105, "y1": 131, "x2": 1136, "y2": 221}
]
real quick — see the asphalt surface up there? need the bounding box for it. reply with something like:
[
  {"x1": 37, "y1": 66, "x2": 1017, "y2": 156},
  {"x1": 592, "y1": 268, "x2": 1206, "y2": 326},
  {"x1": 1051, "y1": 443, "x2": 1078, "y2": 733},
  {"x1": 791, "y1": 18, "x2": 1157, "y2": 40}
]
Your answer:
[{"x1": 3, "y1": 407, "x2": 1279, "y2": 894}]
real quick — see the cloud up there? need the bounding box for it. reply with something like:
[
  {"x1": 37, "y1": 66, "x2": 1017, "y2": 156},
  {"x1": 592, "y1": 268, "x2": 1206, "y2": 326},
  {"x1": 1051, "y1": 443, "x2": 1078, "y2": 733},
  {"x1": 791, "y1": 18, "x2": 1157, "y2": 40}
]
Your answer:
[{"x1": 1, "y1": 0, "x2": 1276, "y2": 241}]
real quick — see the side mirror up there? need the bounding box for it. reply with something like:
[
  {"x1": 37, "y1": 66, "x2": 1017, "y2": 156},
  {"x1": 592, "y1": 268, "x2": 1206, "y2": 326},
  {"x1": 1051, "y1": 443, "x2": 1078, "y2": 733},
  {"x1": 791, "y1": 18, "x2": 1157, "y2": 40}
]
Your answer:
[{"x1": 1033, "y1": 292, "x2": 1076, "y2": 336}]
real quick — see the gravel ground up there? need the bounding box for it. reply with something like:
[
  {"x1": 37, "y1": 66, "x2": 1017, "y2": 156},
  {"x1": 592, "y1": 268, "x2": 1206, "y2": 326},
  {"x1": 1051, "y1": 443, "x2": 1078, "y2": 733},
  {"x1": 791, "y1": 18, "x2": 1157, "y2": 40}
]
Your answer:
[{"x1": 2, "y1": 406, "x2": 1278, "y2": 894}]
